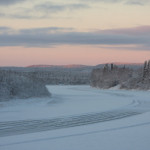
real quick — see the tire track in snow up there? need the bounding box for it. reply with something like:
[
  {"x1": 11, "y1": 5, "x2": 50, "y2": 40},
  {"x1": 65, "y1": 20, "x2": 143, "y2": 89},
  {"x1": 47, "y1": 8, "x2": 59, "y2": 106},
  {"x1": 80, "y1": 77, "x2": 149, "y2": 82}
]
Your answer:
[
  {"x1": 1, "y1": 121, "x2": 150, "y2": 147},
  {"x1": 0, "y1": 110, "x2": 141, "y2": 137}
]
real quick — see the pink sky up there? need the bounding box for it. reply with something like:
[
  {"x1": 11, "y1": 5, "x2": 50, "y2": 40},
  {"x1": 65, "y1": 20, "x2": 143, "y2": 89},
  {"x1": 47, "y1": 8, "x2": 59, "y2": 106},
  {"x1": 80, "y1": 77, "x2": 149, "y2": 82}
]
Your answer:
[
  {"x1": 0, "y1": 0, "x2": 150, "y2": 66},
  {"x1": 0, "y1": 46, "x2": 149, "y2": 66}
]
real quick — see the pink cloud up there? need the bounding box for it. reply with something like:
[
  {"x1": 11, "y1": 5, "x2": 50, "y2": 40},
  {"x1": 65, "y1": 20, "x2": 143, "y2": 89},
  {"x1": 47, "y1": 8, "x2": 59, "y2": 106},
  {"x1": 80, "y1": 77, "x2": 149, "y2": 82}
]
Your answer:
[{"x1": 97, "y1": 26, "x2": 150, "y2": 35}]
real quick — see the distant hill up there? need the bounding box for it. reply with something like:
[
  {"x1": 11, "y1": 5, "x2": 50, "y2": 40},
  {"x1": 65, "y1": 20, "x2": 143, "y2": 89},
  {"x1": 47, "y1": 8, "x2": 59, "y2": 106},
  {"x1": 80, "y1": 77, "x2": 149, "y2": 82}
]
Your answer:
[
  {"x1": 27, "y1": 62, "x2": 143, "y2": 69},
  {"x1": 0, "y1": 62, "x2": 143, "y2": 73},
  {"x1": 27, "y1": 64, "x2": 89, "y2": 69}
]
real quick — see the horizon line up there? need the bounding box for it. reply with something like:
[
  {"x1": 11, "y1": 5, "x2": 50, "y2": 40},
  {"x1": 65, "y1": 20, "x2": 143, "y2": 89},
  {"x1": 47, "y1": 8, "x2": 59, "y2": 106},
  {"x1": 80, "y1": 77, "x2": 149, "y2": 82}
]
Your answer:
[{"x1": 0, "y1": 62, "x2": 145, "y2": 68}]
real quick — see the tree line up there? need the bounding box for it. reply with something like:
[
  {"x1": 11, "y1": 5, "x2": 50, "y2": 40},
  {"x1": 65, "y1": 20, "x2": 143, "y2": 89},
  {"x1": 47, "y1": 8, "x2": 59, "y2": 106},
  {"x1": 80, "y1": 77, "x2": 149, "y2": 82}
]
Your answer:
[
  {"x1": 91, "y1": 60, "x2": 150, "y2": 90},
  {"x1": 0, "y1": 69, "x2": 90, "y2": 101}
]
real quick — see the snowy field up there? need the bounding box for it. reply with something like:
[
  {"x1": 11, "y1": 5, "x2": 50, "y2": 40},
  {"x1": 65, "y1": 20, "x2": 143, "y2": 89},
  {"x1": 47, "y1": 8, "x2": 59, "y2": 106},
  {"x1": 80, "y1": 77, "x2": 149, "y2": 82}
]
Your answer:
[{"x1": 0, "y1": 85, "x2": 150, "y2": 150}]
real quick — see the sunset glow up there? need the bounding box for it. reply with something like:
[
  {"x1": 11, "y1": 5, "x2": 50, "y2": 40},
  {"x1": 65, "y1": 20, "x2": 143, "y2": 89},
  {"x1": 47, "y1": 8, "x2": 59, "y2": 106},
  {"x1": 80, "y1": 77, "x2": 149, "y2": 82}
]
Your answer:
[{"x1": 0, "y1": 0, "x2": 150, "y2": 66}]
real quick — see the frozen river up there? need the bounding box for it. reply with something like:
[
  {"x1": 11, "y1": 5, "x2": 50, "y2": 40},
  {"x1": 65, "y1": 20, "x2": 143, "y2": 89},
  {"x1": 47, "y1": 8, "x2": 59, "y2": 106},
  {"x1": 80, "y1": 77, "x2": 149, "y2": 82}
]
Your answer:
[{"x1": 0, "y1": 85, "x2": 150, "y2": 150}]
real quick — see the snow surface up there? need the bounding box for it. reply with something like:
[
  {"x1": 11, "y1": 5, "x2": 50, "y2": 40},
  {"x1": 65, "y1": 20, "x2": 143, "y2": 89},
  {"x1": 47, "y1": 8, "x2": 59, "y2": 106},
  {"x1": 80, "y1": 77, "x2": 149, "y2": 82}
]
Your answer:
[{"x1": 0, "y1": 85, "x2": 150, "y2": 150}]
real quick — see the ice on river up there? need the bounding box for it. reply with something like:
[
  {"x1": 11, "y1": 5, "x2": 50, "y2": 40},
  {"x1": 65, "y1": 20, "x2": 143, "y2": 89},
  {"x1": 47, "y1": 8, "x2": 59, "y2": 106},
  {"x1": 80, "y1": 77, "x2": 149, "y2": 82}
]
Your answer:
[{"x1": 0, "y1": 85, "x2": 150, "y2": 150}]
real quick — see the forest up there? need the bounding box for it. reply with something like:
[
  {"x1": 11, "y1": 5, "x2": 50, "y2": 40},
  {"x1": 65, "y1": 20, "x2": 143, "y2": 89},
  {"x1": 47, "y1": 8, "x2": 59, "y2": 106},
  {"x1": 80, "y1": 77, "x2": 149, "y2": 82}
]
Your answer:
[
  {"x1": 0, "y1": 61, "x2": 150, "y2": 101},
  {"x1": 91, "y1": 60, "x2": 150, "y2": 90},
  {"x1": 0, "y1": 68, "x2": 89, "y2": 101}
]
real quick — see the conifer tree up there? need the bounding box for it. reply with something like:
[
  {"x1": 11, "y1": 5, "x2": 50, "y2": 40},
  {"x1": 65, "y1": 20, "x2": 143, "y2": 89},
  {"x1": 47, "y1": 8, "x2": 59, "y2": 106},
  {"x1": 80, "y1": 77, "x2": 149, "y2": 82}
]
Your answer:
[
  {"x1": 148, "y1": 60, "x2": 150, "y2": 76},
  {"x1": 111, "y1": 63, "x2": 114, "y2": 71},
  {"x1": 103, "y1": 64, "x2": 109, "y2": 73},
  {"x1": 143, "y1": 61, "x2": 148, "y2": 80}
]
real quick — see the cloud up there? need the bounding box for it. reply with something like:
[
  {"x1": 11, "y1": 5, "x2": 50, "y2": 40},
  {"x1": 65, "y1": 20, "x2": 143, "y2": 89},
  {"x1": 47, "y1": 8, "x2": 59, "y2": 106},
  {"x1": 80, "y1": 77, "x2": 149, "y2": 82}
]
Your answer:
[
  {"x1": 78, "y1": 0, "x2": 149, "y2": 5},
  {"x1": 125, "y1": 0, "x2": 148, "y2": 5},
  {"x1": 20, "y1": 27, "x2": 74, "y2": 34},
  {"x1": 96, "y1": 26, "x2": 150, "y2": 35},
  {"x1": 0, "y1": 26, "x2": 11, "y2": 31},
  {"x1": 125, "y1": 1, "x2": 144, "y2": 5},
  {"x1": 80, "y1": 0, "x2": 121, "y2": 3},
  {"x1": 125, "y1": 0, "x2": 150, "y2": 5},
  {"x1": 0, "y1": 2, "x2": 89, "y2": 19},
  {"x1": 34, "y1": 2, "x2": 89, "y2": 13},
  {"x1": 0, "y1": 26, "x2": 14, "y2": 34},
  {"x1": 0, "y1": 26, "x2": 150, "y2": 50},
  {"x1": 0, "y1": 0, "x2": 25, "y2": 5},
  {"x1": 0, "y1": 0, "x2": 148, "y2": 19}
]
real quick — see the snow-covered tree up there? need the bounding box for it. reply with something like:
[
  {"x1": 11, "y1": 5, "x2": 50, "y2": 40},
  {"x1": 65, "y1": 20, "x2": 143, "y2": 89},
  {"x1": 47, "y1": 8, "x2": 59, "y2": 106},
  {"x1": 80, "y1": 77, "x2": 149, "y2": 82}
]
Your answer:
[{"x1": 91, "y1": 61, "x2": 150, "y2": 90}]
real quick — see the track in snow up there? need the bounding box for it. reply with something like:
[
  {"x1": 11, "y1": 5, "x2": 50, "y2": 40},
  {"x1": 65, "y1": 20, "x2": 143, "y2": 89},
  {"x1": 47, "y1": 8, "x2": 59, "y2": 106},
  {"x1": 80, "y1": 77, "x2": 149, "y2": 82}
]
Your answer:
[{"x1": 0, "y1": 110, "x2": 141, "y2": 137}]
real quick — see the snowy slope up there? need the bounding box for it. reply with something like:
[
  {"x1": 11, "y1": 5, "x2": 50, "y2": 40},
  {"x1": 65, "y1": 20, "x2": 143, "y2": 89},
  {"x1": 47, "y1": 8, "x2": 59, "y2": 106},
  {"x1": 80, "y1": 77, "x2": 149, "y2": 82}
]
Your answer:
[{"x1": 0, "y1": 85, "x2": 150, "y2": 150}]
